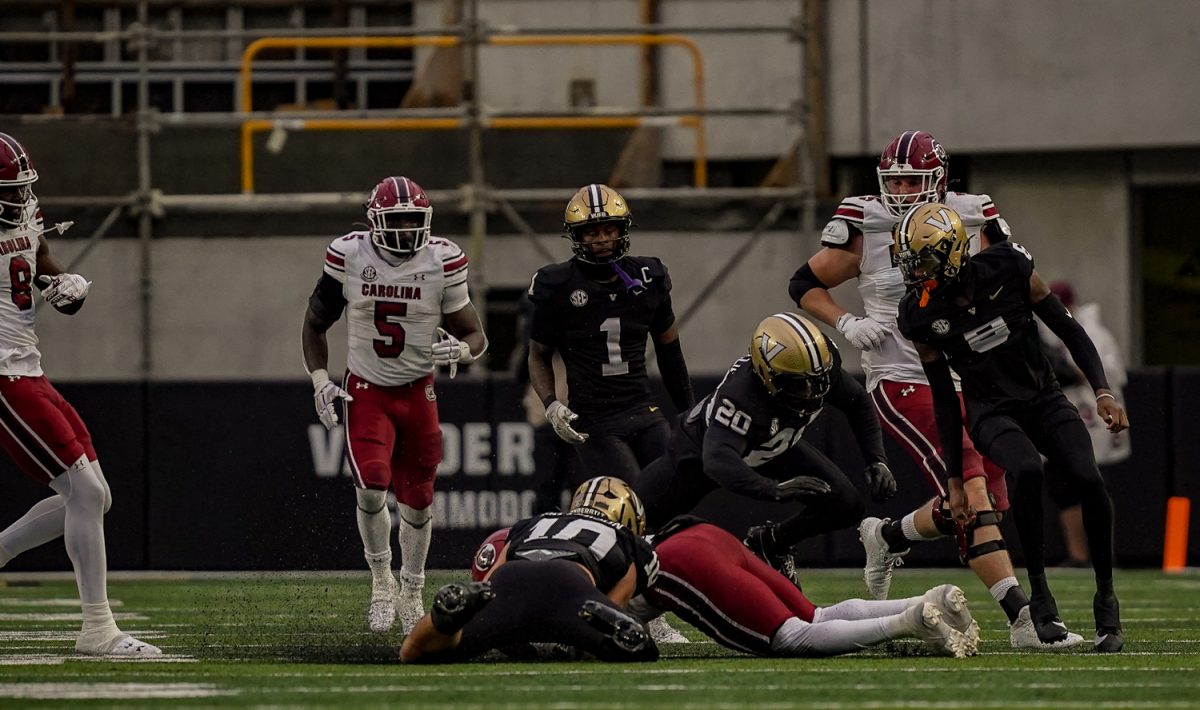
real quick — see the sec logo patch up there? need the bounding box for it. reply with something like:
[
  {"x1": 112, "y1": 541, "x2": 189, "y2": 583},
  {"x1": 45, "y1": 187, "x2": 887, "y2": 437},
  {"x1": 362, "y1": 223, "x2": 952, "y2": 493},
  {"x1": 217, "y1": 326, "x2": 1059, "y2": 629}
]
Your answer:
[
  {"x1": 425, "y1": 384, "x2": 437, "y2": 401},
  {"x1": 569, "y1": 289, "x2": 589, "y2": 307},
  {"x1": 932, "y1": 319, "x2": 951, "y2": 335}
]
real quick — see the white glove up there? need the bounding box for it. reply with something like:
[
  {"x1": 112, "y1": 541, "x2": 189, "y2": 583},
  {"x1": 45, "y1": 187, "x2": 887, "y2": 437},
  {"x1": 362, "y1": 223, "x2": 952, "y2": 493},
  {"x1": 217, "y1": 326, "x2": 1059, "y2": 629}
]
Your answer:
[
  {"x1": 311, "y1": 369, "x2": 353, "y2": 430},
  {"x1": 546, "y1": 401, "x2": 588, "y2": 444},
  {"x1": 38, "y1": 273, "x2": 91, "y2": 307},
  {"x1": 433, "y1": 327, "x2": 474, "y2": 379},
  {"x1": 836, "y1": 312, "x2": 891, "y2": 351}
]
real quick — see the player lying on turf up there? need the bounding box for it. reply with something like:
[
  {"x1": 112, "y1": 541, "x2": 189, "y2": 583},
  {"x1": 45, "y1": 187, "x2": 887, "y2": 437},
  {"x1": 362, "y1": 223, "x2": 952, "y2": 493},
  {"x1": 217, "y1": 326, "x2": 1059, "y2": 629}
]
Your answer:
[{"x1": 399, "y1": 477, "x2": 659, "y2": 663}]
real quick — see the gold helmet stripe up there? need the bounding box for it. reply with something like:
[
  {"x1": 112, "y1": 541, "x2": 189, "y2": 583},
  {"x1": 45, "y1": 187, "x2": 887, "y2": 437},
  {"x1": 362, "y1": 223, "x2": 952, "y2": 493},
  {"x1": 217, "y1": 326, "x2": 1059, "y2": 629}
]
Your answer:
[
  {"x1": 581, "y1": 475, "x2": 603, "y2": 502},
  {"x1": 773, "y1": 312, "x2": 827, "y2": 373},
  {"x1": 896, "y1": 204, "x2": 922, "y2": 252},
  {"x1": 587, "y1": 183, "x2": 604, "y2": 215}
]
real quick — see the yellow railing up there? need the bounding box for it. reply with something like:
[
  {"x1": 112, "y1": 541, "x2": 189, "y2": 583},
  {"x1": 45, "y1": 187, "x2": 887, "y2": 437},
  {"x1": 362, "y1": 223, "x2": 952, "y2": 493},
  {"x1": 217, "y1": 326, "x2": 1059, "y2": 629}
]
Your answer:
[{"x1": 239, "y1": 34, "x2": 706, "y2": 192}]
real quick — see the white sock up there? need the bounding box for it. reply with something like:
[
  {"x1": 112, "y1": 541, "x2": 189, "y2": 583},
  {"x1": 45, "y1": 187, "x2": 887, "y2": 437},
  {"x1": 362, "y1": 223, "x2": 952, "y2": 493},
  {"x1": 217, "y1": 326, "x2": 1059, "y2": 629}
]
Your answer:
[
  {"x1": 397, "y1": 503, "x2": 432, "y2": 581},
  {"x1": 989, "y1": 576, "x2": 1019, "y2": 603},
  {"x1": 902, "y1": 512, "x2": 940, "y2": 541},
  {"x1": 0, "y1": 495, "x2": 66, "y2": 567},
  {"x1": 771, "y1": 615, "x2": 897, "y2": 656},
  {"x1": 355, "y1": 489, "x2": 394, "y2": 589},
  {"x1": 48, "y1": 458, "x2": 110, "y2": 606},
  {"x1": 80, "y1": 600, "x2": 119, "y2": 636},
  {"x1": 813, "y1": 596, "x2": 921, "y2": 623}
]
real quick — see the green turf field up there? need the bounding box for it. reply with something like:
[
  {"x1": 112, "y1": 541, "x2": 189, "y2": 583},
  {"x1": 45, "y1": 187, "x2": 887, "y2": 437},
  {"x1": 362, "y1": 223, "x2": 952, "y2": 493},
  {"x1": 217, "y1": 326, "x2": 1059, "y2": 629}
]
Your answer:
[{"x1": 1, "y1": 568, "x2": 1198, "y2": 708}]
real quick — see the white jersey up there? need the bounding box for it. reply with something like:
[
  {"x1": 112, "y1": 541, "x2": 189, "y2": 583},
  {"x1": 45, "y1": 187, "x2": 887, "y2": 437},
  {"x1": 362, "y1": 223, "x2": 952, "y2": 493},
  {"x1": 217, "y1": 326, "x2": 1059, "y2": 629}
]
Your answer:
[
  {"x1": 323, "y1": 232, "x2": 470, "y2": 386},
  {"x1": 0, "y1": 207, "x2": 44, "y2": 377},
  {"x1": 823, "y1": 192, "x2": 999, "y2": 391}
]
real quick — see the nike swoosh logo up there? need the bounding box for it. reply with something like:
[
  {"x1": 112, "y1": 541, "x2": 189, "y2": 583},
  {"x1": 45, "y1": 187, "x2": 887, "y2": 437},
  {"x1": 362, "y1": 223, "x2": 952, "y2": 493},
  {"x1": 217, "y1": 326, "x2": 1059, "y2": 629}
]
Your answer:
[
  {"x1": 649, "y1": 406, "x2": 660, "y2": 413},
  {"x1": 989, "y1": 286, "x2": 1004, "y2": 300}
]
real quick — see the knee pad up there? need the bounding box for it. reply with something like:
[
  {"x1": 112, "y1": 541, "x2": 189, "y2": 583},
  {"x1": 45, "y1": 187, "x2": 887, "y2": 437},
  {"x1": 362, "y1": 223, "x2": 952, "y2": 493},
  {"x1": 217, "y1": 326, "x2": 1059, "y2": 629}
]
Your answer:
[
  {"x1": 356, "y1": 488, "x2": 389, "y2": 515},
  {"x1": 964, "y1": 510, "x2": 1006, "y2": 561},
  {"x1": 89, "y1": 460, "x2": 113, "y2": 514},
  {"x1": 398, "y1": 502, "x2": 432, "y2": 529},
  {"x1": 397, "y1": 470, "x2": 436, "y2": 510}
]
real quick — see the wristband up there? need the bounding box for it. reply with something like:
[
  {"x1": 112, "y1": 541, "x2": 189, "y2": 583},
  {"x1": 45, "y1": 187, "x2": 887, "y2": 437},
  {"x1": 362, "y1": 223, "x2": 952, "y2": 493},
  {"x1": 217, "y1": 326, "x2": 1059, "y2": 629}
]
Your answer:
[
  {"x1": 310, "y1": 368, "x2": 330, "y2": 388},
  {"x1": 541, "y1": 393, "x2": 557, "y2": 409},
  {"x1": 1096, "y1": 392, "x2": 1115, "y2": 403}
]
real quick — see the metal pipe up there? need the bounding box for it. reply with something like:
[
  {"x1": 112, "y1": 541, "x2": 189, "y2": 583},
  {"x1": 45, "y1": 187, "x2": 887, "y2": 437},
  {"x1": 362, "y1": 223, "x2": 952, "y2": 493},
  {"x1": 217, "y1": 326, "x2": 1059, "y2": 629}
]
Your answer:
[
  {"x1": 64, "y1": 204, "x2": 125, "y2": 273},
  {"x1": 134, "y1": 4, "x2": 154, "y2": 379}
]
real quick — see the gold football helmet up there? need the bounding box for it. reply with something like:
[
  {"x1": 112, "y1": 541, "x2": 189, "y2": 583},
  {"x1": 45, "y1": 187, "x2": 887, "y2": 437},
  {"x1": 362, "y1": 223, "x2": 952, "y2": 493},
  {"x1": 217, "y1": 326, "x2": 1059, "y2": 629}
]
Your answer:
[
  {"x1": 749, "y1": 312, "x2": 837, "y2": 411},
  {"x1": 891, "y1": 202, "x2": 970, "y2": 292},
  {"x1": 562, "y1": 184, "x2": 633, "y2": 263},
  {"x1": 569, "y1": 476, "x2": 646, "y2": 536}
]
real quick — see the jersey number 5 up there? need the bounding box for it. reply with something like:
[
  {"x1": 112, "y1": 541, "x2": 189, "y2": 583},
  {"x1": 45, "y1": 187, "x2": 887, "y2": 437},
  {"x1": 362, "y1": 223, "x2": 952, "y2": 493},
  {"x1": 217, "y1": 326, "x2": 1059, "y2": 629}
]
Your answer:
[
  {"x1": 373, "y1": 301, "x2": 407, "y2": 358},
  {"x1": 9, "y1": 256, "x2": 32, "y2": 311}
]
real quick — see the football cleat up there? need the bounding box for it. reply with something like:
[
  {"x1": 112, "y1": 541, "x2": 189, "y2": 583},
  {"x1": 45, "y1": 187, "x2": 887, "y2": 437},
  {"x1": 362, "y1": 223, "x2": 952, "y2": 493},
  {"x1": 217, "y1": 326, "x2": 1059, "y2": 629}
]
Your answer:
[
  {"x1": 859, "y1": 517, "x2": 908, "y2": 599},
  {"x1": 907, "y1": 602, "x2": 971, "y2": 658},
  {"x1": 647, "y1": 616, "x2": 689, "y2": 644},
  {"x1": 397, "y1": 573, "x2": 426, "y2": 636},
  {"x1": 579, "y1": 600, "x2": 650, "y2": 654},
  {"x1": 1009, "y1": 605, "x2": 1084, "y2": 650},
  {"x1": 430, "y1": 581, "x2": 494, "y2": 635},
  {"x1": 921, "y1": 584, "x2": 979, "y2": 656},
  {"x1": 1093, "y1": 592, "x2": 1124, "y2": 652},
  {"x1": 76, "y1": 631, "x2": 163, "y2": 657},
  {"x1": 743, "y1": 523, "x2": 803, "y2": 590},
  {"x1": 367, "y1": 578, "x2": 399, "y2": 634}
]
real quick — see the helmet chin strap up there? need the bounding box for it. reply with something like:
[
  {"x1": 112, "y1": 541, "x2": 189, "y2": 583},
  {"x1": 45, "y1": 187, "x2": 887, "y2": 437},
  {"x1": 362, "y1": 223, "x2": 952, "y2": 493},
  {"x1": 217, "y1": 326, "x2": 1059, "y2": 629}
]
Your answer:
[{"x1": 609, "y1": 261, "x2": 645, "y2": 295}]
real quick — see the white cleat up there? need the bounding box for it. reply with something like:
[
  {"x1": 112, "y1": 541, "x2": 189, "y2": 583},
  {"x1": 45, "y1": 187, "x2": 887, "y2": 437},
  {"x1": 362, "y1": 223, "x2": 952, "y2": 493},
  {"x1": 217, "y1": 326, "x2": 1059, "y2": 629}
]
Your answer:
[
  {"x1": 859, "y1": 517, "x2": 907, "y2": 599},
  {"x1": 647, "y1": 616, "x2": 690, "y2": 644},
  {"x1": 908, "y1": 602, "x2": 971, "y2": 659},
  {"x1": 368, "y1": 579, "x2": 399, "y2": 633},
  {"x1": 397, "y1": 573, "x2": 426, "y2": 636},
  {"x1": 77, "y1": 632, "x2": 163, "y2": 657},
  {"x1": 922, "y1": 584, "x2": 979, "y2": 656},
  {"x1": 1009, "y1": 605, "x2": 1085, "y2": 650}
]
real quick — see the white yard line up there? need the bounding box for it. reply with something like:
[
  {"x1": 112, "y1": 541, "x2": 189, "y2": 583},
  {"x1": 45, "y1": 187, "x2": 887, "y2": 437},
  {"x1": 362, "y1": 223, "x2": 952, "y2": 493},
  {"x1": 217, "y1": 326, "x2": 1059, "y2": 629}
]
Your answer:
[{"x1": 0, "y1": 683, "x2": 231, "y2": 699}]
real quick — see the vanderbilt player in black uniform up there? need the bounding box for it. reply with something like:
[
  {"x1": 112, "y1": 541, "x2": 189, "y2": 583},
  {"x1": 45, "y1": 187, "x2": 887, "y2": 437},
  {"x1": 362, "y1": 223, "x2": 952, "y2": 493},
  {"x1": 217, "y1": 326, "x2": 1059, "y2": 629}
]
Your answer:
[
  {"x1": 893, "y1": 203, "x2": 1129, "y2": 653},
  {"x1": 399, "y1": 477, "x2": 659, "y2": 663},
  {"x1": 528, "y1": 185, "x2": 694, "y2": 484},
  {"x1": 635, "y1": 312, "x2": 896, "y2": 586}
]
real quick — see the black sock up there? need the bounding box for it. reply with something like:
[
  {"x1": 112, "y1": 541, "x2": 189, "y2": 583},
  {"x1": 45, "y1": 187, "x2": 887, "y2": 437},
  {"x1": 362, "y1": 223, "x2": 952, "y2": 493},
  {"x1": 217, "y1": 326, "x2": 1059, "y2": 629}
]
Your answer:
[
  {"x1": 1096, "y1": 576, "x2": 1114, "y2": 598},
  {"x1": 1000, "y1": 587, "x2": 1030, "y2": 623},
  {"x1": 880, "y1": 519, "x2": 913, "y2": 554}
]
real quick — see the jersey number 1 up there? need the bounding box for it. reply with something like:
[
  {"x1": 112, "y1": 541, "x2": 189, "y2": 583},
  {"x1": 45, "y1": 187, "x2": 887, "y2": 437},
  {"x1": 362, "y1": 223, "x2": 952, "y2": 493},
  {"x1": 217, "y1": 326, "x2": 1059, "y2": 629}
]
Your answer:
[
  {"x1": 373, "y1": 301, "x2": 407, "y2": 358},
  {"x1": 600, "y1": 317, "x2": 629, "y2": 376}
]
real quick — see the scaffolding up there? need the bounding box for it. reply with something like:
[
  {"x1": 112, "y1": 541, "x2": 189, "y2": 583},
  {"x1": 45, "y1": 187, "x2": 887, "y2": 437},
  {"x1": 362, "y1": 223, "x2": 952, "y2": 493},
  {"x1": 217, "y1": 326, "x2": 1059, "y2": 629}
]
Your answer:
[{"x1": 0, "y1": 0, "x2": 819, "y2": 377}]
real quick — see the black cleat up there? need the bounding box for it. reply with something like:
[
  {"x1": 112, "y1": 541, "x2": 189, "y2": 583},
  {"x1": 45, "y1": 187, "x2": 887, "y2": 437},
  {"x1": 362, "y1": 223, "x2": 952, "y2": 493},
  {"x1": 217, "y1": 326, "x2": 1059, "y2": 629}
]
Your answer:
[
  {"x1": 579, "y1": 600, "x2": 649, "y2": 654},
  {"x1": 1093, "y1": 593, "x2": 1124, "y2": 652},
  {"x1": 1029, "y1": 577, "x2": 1068, "y2": 644},
  {"x1": 743, "y1": 523, "x2": 803, "y2": 590},
  {"x1": 430, "y1": 581, "x2": 494, "y2": 635}
]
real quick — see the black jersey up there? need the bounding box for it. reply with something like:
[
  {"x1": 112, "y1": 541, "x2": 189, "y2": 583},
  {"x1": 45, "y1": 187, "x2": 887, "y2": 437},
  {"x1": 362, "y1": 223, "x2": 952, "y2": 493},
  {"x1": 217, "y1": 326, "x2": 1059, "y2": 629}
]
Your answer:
[
  {"x1": 506, "y1": 512, "x2": 659, "y2": 595},
  {"x1": 528, "y1": 256, "x2": 675, "y2": 416},
  {"x1": 898, "y1": 241, "x2": 1057, "y2": 416}
]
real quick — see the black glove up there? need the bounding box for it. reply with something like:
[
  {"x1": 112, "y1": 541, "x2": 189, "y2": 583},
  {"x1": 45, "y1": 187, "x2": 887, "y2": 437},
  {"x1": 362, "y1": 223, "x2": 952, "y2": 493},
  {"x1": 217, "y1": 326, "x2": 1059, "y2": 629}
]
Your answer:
[
  {"x1": 864, "y1": 461, "x2": 897, "y2": 502},
  {"x1": 774, "y1": 475, "x2": 832, "y2": 502}
]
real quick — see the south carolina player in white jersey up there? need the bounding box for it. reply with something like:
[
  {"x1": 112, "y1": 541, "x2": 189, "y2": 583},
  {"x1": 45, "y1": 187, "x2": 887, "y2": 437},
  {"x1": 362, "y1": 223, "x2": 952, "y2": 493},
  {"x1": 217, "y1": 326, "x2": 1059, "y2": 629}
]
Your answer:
[
  {"x1": 790, "y1": 130, "x2": 1082, "y2": 649},
  {"x1": 0, "y1": 133, "x2": 160, "y2": 657},
  {"x1": 302, "y1": 176, "x2": 487, "y2": 635}
]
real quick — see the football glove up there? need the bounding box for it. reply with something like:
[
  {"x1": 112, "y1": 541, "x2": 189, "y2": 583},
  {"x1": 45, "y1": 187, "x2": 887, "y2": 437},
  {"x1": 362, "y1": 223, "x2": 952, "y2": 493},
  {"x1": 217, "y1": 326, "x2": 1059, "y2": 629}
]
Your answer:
[
  {"x1": 311, "y1": 369, "x2": 353, "y2": 430},
  {"x1": 432, "y1": 327, "x2": 474, "y2": 379},
  {"x1": 836, "y1": 313, "x2": 890, "y2": 351},
  {"x1": 38, "y1": 273, "x2": 91, "y2": 308},
  {"x1": 773, "y1": 475, "x2": 831, "y2": 502},
  {"x1": 546, "y1": 401, "x2": 588, "y2": 444},
  {"x1": 864, "y1": 461, "x2": 897, "y2": 502}
]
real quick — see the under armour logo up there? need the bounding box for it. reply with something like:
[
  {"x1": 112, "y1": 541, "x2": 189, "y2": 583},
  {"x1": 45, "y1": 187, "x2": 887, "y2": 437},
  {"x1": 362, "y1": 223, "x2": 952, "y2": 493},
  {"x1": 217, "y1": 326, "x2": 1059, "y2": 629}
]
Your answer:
[
  {"x1": 7, "y1": 376, "x2": 17, "y2": 382},
  {"x1": 900, "y1": 385, "x2": 915, "y2": 397},
  {"x1": 356, "y1": 382, "x2": 369, "y2": 390}
]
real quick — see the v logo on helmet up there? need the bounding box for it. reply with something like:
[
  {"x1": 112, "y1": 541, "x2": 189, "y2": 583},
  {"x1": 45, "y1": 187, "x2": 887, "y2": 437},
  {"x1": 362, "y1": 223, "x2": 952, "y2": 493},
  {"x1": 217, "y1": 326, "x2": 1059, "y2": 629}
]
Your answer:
[
  {"x1": 758, "y1": 333, "x2": 786, "y2": 363},
  {"x1": 925, "y1": 209, "x2": 954, "y2": 232}
]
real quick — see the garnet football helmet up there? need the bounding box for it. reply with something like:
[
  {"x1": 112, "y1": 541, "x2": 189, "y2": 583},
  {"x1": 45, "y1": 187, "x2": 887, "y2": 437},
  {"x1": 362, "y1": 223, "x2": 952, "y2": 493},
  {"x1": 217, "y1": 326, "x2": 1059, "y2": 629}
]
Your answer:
[
  {"x1": 891, "y1": 202, "x2": 970, "y2": 294},
  {"x1": 562, "y1": 184, "x2": 633, "y2": 264},
  {"x1": 877, "y1": 130, "x2": 949, "y2": 218},
  {"x1": 569, "y1": 476, "x2": 646, "y2": 536},
  {"x1": 365, "y1": 176, "x2": 432, "y2": 257},
  {"x1": 0, "y1": 132, "x2": 38, "y2": 230},
  {"x1": 471, "y1": 528, "x2": 510, "y2": 582},
  {"x1": 749, "y1": 312, "x2": 837, "y2": 412}
]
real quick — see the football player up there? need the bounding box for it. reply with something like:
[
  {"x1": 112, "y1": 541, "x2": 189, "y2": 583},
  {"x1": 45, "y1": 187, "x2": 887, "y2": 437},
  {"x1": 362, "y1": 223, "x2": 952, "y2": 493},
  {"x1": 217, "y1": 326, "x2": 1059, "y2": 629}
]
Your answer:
[
  {"x1": 789, "y1": 130, "x2": 1076, "y2": 649},
  {"x1": 527, "y1": 185, "x2": 694, "y2": 485},
  {"x1": 641, "y1": 517, "x2": 978, "y2": 658},
  {"x1": 894, "y1": 202, "x2": 1128, "y2": 653},
  {"x1": 0, "y1": 133, "x2": 160, "y2": 656},
  {"x1": 634, "y1": 312, "x2": 896, "y2": 587},
  {"x1": 399, "y1": 477, "x2": 660, "y2": 663},
  {"x1": 302, "y1": 176, "x2": 487, "y2": 635}
]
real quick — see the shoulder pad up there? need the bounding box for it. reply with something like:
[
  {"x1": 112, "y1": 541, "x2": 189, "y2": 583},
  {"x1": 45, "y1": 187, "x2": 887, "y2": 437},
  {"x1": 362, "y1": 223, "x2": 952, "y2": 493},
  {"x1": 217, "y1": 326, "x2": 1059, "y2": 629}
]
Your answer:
[
  {"x1": 820, "y1": 218, "x2": 851, "y2": 245},
  {"x1": 830, "y1": 197, "x2": 870, "y2": 225},
  {"x1": 626, "y1": 255, "x2": 669, "y2": 279},
  {"x1": 528, "y1": 262, "x2": 573, "y2": 300}
]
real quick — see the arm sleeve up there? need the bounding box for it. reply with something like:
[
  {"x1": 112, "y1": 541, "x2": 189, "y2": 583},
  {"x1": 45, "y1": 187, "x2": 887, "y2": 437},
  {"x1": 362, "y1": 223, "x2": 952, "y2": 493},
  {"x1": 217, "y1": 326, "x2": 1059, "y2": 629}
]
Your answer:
[
  {"x1": 649, "y1": 266, "x2": 676, "y2": 332},
  {"x1": 921, "y1": 356, "x2": 964, "y2": 481},
  {"x1": 1033, "y1": 293, "x2": 1110, "y2": 392},
  {"x1": 309, "y1": 273, "x2": 347, "y2": 322},
  {"x1": 527, "y1": 270, "x2": 558, "y2": 345},
  {"x1": 828, "y1": 370, "x2": 886, "y2": 465},
  {"x1": 788, "y1": 262, "x2": 830, "y2": 306},
  {"x1": 701, "y1": 418, "x2": 780, "y2": 501},
  {"x1": 654, "y1": 338, "x2": 694, "y2": 411}
]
